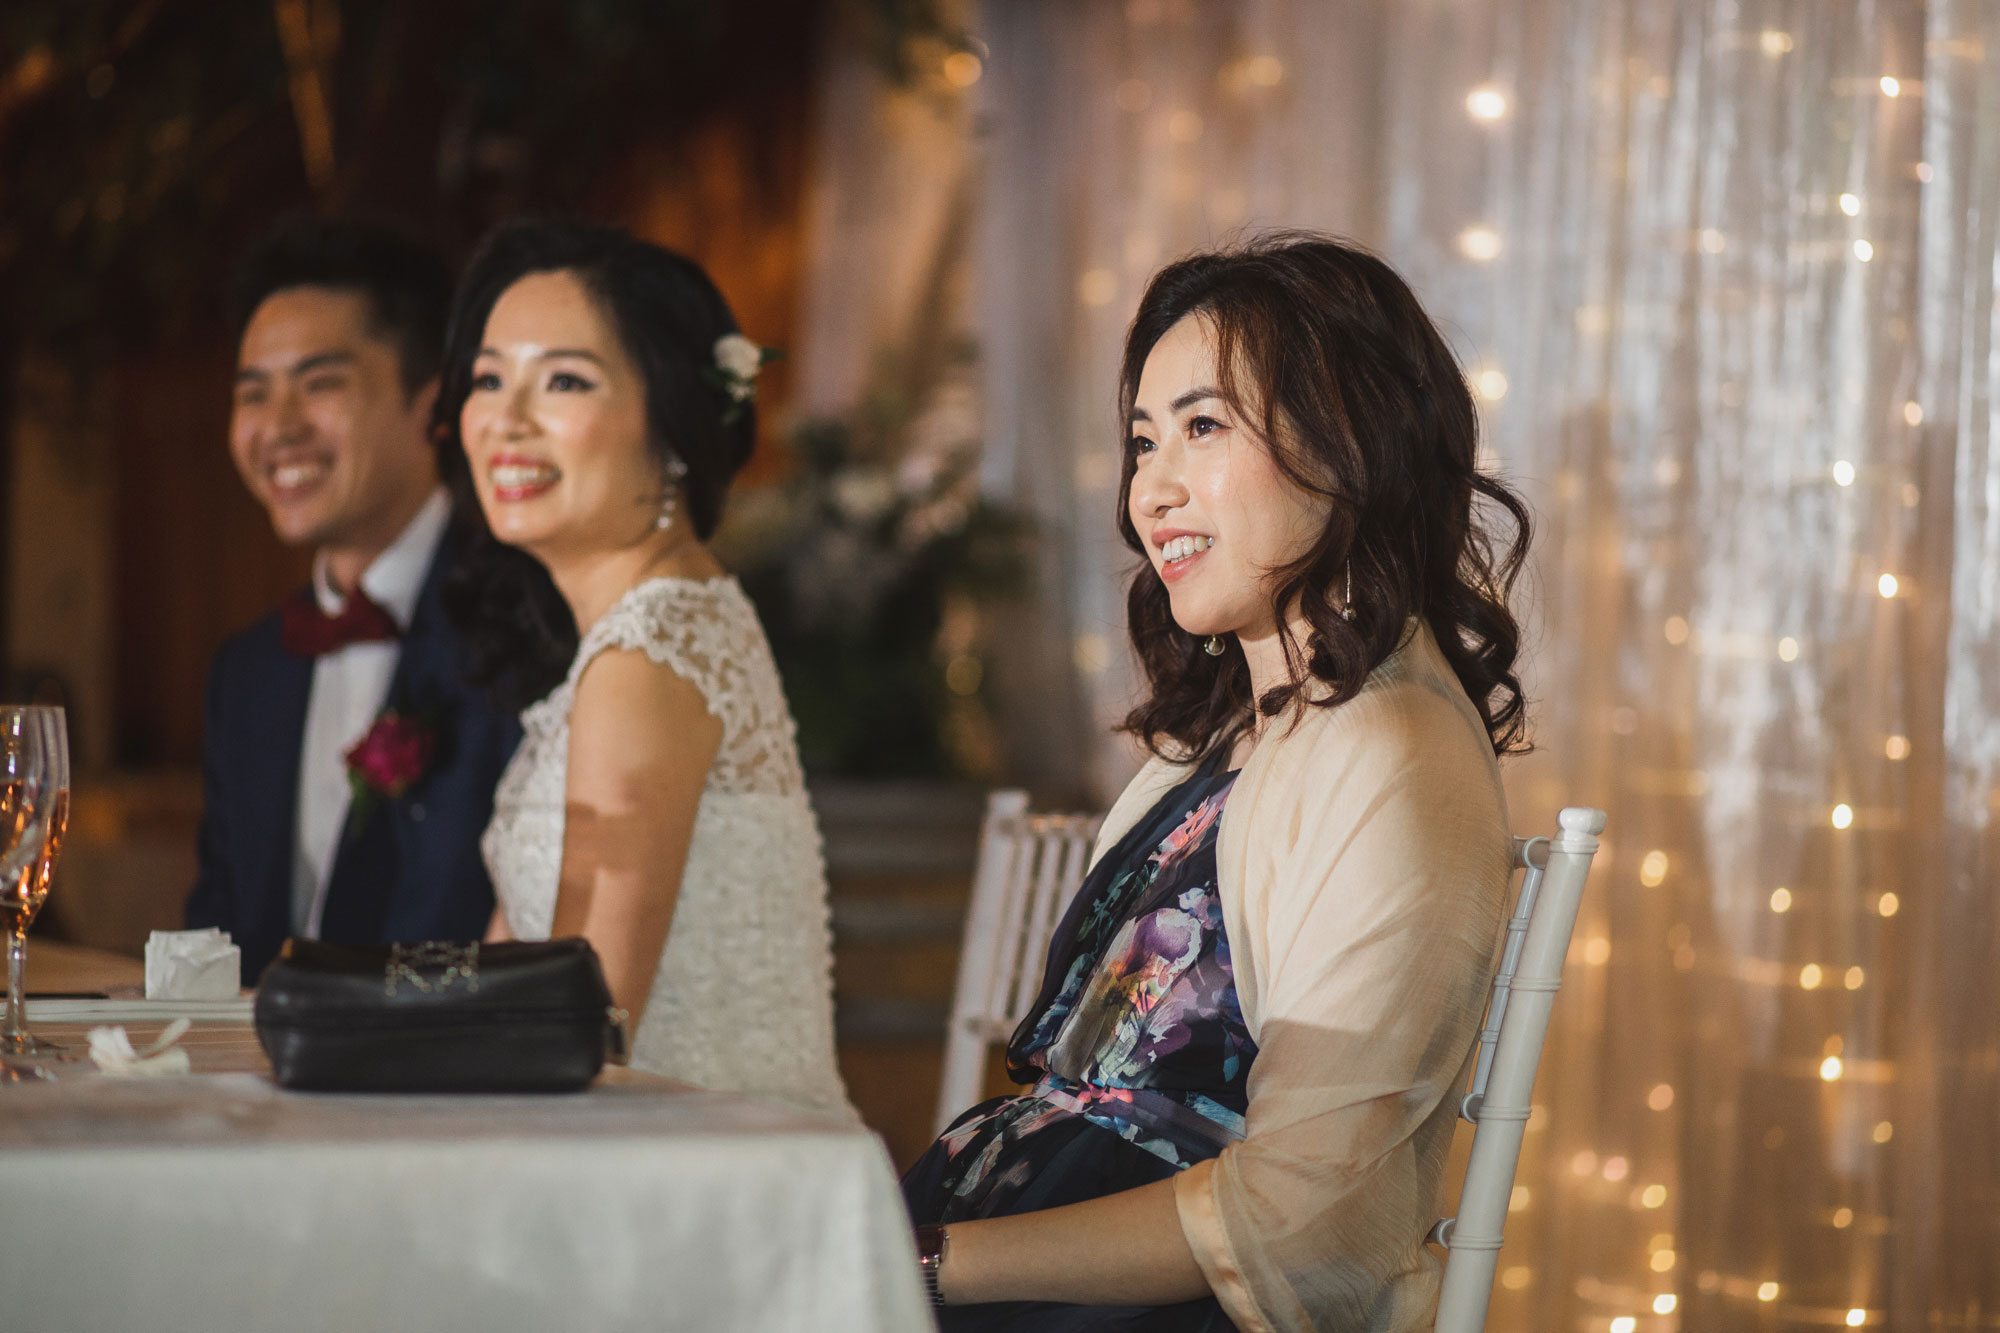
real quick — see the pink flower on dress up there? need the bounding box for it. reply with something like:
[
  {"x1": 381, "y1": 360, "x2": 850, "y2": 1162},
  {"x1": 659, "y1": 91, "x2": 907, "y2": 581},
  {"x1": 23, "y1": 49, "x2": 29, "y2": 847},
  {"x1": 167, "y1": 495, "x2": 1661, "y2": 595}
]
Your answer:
[
  {"x1": 344, "y1": 711, "x2": 435, "y2": 801},
  {"x1": 1149, "y1": 790, "x2": 1228, "y2": 875}
]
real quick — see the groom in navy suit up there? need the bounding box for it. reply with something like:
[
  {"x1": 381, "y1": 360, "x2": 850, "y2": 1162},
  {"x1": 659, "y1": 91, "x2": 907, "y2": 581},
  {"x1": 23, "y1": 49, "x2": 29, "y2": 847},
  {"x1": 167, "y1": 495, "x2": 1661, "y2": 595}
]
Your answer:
[{"x1": 186, "y1": 219, "x2": 519, "y2": 983}]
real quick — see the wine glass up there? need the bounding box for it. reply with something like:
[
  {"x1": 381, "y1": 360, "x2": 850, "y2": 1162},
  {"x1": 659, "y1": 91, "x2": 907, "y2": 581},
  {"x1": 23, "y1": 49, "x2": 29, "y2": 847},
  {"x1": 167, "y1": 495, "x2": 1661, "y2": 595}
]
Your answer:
[{"x1": 1, "y1": 705, "x2": 68, "y2": 1059}]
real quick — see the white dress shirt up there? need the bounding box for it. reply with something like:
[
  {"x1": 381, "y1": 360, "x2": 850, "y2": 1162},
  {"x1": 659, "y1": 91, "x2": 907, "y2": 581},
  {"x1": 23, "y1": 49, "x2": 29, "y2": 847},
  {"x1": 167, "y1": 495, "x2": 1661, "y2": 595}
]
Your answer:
[{"x1": 291, "y1": 489, "x2": 452, "y2": 937}]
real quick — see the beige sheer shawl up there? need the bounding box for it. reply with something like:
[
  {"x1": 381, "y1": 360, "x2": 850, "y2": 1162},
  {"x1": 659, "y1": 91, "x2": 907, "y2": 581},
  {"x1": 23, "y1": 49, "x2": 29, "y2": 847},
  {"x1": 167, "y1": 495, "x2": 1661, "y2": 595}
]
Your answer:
[{"x1": 1090, "y1": 623, "x2": 1512, "y2": 1332}]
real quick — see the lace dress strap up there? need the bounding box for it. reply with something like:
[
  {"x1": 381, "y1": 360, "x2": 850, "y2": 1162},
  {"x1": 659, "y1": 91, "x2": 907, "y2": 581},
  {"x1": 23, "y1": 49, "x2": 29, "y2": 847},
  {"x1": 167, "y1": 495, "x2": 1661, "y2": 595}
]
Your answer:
[{"x1": 566, "y1": 576, "x2": 804, "y2": 796}]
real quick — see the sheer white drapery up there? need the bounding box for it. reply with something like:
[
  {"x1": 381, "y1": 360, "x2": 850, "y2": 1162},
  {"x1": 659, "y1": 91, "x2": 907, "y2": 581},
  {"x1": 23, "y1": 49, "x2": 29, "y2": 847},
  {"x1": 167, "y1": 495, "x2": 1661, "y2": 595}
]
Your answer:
[{"x1": 798, "y1": 1, "x2": 2000, "y2": 1324}]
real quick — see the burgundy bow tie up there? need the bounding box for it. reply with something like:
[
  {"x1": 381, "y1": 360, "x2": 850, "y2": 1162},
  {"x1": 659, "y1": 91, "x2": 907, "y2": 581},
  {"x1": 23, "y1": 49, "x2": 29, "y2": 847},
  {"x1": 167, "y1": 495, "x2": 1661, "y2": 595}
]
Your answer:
[{"x1": 279, "y1": 585, "x2": 403, "y2": 658}]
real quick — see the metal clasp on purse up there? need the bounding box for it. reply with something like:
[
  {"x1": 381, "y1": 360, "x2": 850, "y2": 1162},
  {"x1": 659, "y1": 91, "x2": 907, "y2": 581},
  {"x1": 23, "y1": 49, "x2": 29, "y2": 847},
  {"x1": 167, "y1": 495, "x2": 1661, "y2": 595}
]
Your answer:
[
  {"x1": 383, "y1": 941, "x2": 481, "y2": 997},
  {"x1": 606, "y1": 1006, "x2": 631, "y2": 1065}
]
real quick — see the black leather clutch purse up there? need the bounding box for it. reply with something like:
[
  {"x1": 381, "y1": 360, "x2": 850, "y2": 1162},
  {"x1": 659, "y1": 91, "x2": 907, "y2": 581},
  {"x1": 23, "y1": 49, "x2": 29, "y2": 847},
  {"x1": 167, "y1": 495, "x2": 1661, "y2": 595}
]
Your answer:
[{"x1": 253, "y1": 937, "x2": 627, "y2": 1093}]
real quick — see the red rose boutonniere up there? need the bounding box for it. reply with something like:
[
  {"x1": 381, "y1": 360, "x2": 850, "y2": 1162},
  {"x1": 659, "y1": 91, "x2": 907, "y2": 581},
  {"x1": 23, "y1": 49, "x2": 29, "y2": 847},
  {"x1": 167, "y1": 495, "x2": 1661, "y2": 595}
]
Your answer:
[{"x1": 343, "y1": 709, "x2": 436, "y2": 835}]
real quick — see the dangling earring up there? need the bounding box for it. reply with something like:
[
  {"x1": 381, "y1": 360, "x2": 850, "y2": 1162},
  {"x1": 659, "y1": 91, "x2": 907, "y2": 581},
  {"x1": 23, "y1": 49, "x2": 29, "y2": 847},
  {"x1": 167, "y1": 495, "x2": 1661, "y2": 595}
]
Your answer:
[
  {"x1": 1203, "y1": 635, "x2": 1226, "y2": 657},
  {"x1": 1341, "y1": 560, "x2": 1357, "y2": 622},
  {"x1": 654, "y1": 455, "x2": 691, "y2": 532}
]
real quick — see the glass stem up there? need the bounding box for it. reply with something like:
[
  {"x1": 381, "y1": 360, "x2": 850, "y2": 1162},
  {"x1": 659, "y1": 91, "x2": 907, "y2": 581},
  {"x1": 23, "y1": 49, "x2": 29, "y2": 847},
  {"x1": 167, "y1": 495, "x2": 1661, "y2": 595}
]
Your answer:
[{"x1": 4, "y1": 925, "x2": 25, "y2": 1043}]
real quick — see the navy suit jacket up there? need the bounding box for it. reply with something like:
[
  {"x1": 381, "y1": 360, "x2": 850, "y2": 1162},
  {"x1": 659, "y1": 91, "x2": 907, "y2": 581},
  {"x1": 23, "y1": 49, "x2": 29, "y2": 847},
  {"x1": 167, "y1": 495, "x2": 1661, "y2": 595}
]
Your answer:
[{"x1": 185, "y1": 539, "x2": 521, "y2": 984}]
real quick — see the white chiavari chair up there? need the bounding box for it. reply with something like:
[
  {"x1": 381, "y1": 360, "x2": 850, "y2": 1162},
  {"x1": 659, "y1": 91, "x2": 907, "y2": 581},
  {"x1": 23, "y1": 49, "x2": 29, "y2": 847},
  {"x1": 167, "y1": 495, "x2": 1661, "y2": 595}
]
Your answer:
[
  {"x1": 1432, "y1": 806, "x2": 1608, "y2": 1333},
  {"x1": 933, "y1": 790, "x2": 1104, "y2": 1136}
]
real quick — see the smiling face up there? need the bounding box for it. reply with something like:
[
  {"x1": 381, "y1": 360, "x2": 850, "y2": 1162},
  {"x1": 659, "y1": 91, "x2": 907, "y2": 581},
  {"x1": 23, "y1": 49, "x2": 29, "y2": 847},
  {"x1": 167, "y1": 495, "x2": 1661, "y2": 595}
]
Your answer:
[
  {"x1": 459, "y1": 269, "x2": 663, "y2": 559},
  {"x1": 230, "y1": 286, "x2": 438, "y2": 554},
  {"x1": 1126, "y1": 315, "x2": 1329, "y2": 640}
]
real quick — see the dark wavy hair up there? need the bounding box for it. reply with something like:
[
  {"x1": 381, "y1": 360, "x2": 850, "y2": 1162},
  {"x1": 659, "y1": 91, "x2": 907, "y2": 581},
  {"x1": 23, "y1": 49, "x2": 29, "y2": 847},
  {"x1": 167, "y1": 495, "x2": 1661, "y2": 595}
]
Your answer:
[
  {"x1": 434, "y1": 218, "x2": 757, "y2": 710},
  {"x1": 1117, "y1": 232, "x2": 1532, "y2": 762}
]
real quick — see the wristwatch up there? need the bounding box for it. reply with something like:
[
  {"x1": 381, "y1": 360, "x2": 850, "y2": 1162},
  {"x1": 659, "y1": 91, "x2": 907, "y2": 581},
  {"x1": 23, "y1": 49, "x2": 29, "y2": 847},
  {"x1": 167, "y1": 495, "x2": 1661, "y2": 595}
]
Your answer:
[{"x1": 915, "y1": 1224, "x2": 949, "y2": 1307}]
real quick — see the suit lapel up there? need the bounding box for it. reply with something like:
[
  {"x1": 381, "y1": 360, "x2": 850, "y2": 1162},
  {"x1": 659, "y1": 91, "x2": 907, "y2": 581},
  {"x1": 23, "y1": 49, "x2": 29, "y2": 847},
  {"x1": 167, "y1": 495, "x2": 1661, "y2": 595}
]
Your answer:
[{"x1": 236, "y1": 616, "x2": 315, "y2": 965}]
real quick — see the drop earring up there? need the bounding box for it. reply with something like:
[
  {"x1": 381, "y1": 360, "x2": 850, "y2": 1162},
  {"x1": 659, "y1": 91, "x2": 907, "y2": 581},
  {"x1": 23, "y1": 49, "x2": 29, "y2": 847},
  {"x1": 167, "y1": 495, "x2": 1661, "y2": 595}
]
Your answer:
[
  {"x1": 654, "y1": 455, "x2": 691, "y2": 532},
  {"x1": 1203, "y1": 636, "x2": 1226, "y2": 657},
  {"x1": 1341, "y1": 561, "x2": 1357, "y2": 622}
]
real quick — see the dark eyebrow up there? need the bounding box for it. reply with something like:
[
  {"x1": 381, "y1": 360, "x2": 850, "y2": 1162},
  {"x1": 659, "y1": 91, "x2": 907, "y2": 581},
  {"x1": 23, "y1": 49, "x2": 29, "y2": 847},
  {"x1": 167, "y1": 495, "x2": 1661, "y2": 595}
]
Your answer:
[
  {"x1": 477, "y1": 347, "x2": 609, "y2": 368},
  {"x1": 295, "y1": 351, "x2": 357, "y2": 376},
  {"x1": 1171, "y1": 387, "x2": 1224, "y2": 413}
]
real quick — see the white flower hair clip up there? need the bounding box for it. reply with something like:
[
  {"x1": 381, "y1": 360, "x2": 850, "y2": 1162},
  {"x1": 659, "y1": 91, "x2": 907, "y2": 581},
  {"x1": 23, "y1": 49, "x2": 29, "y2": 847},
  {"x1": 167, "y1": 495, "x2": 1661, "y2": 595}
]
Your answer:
[{"x1": 706, "y1": 333, "x2": 783, "y2": 424}]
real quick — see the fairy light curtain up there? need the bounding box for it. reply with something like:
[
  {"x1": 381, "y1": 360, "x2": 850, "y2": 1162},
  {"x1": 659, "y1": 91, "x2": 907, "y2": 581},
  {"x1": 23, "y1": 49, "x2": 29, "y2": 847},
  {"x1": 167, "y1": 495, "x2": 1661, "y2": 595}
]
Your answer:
[{"x1": 940, "y1": 0, "x2": 1999, "y2": 1327}]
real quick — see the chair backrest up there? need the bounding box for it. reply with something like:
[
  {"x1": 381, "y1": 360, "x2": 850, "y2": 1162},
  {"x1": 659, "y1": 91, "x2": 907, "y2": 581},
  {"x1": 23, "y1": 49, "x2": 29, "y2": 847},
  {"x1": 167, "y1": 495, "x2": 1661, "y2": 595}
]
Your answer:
[
  {"x1": 1432, "y1": 806, "x2": 1608, "y2": 1333},
  {"x1": 934, "y1": 789, "x2": 1104, "y2": 1136}
]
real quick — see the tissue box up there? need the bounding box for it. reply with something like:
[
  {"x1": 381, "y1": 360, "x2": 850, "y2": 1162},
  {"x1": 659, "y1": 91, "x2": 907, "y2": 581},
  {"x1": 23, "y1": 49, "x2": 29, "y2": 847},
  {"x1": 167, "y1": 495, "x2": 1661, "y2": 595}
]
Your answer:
[{"x1": 145, "y1": 929, "x2": 242, "y2": 1001}]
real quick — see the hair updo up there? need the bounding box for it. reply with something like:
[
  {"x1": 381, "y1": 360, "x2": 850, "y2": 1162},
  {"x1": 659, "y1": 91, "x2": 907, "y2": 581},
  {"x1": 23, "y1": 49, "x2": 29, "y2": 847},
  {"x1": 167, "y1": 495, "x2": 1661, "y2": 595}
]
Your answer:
[
  {"x1": 435, "y1": 217, "x2": 757, "y2": 710},
  {"x1": 1116, "y1": 231, "x2": 1533, "y2": 762}
]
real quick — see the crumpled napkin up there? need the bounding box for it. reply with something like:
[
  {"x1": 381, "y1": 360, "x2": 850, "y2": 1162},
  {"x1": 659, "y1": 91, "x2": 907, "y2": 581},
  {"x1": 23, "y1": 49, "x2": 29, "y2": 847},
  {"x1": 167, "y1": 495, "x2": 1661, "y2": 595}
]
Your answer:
[
  {"x1": 88, "y1": 1019, "x2": 193, "y2": 1077},
  {"x1": 144, "y1": 928, "x2": 241, "y2": 1001}
]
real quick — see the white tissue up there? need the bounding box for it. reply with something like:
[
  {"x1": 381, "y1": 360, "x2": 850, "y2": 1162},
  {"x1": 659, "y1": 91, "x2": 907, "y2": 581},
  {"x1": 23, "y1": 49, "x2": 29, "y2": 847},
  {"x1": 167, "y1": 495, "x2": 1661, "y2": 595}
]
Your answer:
[
  {"x1": 88, "y1": 1019, "x2": 193, "y2": 1077},
  {"x1": 144, "y1": 928, "x2": 241, "y2": 1001}
]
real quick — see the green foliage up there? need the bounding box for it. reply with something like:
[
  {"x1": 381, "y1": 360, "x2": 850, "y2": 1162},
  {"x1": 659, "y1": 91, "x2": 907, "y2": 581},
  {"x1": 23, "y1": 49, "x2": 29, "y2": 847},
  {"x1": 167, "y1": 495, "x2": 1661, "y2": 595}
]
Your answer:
[{"x1": 723, "y1": 413, "x2": 1028, "y2": 779}]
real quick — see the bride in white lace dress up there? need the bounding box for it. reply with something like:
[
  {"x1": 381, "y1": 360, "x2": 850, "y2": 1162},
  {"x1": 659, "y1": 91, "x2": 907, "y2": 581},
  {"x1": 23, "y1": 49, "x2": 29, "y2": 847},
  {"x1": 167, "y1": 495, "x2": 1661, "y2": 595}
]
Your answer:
[{"x1": 437, "y1": 220, "x2": 850, "y2": 1115}]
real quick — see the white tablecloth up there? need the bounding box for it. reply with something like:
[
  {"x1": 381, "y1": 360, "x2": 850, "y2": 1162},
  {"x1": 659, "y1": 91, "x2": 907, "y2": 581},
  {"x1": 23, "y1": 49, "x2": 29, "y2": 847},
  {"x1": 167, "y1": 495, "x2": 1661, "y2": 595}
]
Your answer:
[{"x1": 0, "y1": 1029, "x2": 933, "y2": 1333}]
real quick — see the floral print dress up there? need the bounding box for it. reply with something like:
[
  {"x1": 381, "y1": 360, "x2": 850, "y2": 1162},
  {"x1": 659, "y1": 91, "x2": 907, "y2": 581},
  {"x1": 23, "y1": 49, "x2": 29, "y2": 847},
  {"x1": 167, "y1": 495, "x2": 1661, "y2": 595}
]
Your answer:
[{"x1": 903, "y1": 761, "x2": 1250, "y2": 1333}]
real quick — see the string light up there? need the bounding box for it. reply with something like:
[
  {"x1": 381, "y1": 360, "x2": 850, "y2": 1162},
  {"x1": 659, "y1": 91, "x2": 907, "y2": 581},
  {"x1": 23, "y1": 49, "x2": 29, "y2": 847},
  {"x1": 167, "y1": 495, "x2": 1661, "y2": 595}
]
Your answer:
[
  {"x1": 1583, "y1": 937, "x2": 1611, "y2": 965},
  {"x1": 1833, "y1": 1207, "x2": 1853, "y2": 1228},
  {"x1": 1510, "y1": 1185, "x2": 1531, "y2": 1211},
  {"x1": 1458, "y1": 226, "x2": 1503, "y2": 262},
  {"x1": 1831, "y1": 803, "x2": 1855, "y2": 829},
  {"x1": 1821, "y1": 1055, "x2": 1844, "y2": 1081},
  {"x1": 1466, "y1": 85, "x2": 1509, "y2": 121},
  {"x1": 1878, "y1": 573, "x2": 1899, "y2": 598},
  {"x1": 1839, "y1": 192, "x2": 1861, "y2": 216},
  {"x1": 1501, "y1": 1266, "x2": 1532, "y2": 1290},
  {"x1": 1854, "y1": 239, "x2": 1875, "y2": 262},
  {"x1": 1572, "y1": 1150, "x2": 1599, "y2": 1176},
  {"x1": 1873, "y1": 1120, "x2": 1893, "y2": 1143},
  {"x1": 1778, "y1": 636, "x2": 1801, "y2": 662},
  {"x1": 1917, "y1": 161, "x2": 1934, "y2": 182},
  {"x1": 1848, "y1": 1308, "x2": 1868, "y2": 1327},
  {"x1": 1770, "y1": 887, "x2": 1793, "y2": 912},
  {"x1": 1611, "y1": 1318, "x2": 1637, "y2": 1333},
  {"x1": 1641, "y1": 1184, "x2": 1668, "y2": 1207},
  {"x1": 942, "y1": 52, "x2": 983, "y2": 87},
  {"x1": 1654, "y1": 1294, "x2": 1678, "y2": 1314},
  {"x1": 1664, "y1": 615, "x2": 1690, "y2": 645},
  {"x1": 1878, "y1": 892, "x2": 1901, "y2": 917},
  {"x1": 1640, "y1": 850, "x2": 1669, "y2": 886},
  {"x1": 1759, "y1": 30, "x2": 1794, "y2": 56},
  {"x1": 1832, "y1": 460, "x2": 1857, "y2": 486},
  {"x1": 1903, "y1": 400, "x2": 1924, "y2": 425},
  {"x1": 1801, "y1": 963, "x2": 1824, "y2": 989},
  {"x1": 1698, "y1": 228, "x2": 1727, "y2": 253},
  {"x1": 1880, "y1": 75, "x2": 1901, "y2": 97},
  {"x1": 1758, "y1": 1282, "x2": 1781, "y2": 1302},
  {"x1": 1603, "y1": 1155, "x2": 1630, "y2": 1182},
  {"x1": 1845, "y1": 966, "x2": 1865, "y2": 990},
  {"x1": 1242, "y1": 55, "x2": 1284, "y2": 87},
  {"x1": 1475, "y1": 369, "x2": 1509, "y2": 401},
  {"x1": 1647, "y1": 1084, "x2": 1674, "y2": 1111},
  {"x1": 1650, "y1": 1249, "x2": 1676, "y2": 1273}
]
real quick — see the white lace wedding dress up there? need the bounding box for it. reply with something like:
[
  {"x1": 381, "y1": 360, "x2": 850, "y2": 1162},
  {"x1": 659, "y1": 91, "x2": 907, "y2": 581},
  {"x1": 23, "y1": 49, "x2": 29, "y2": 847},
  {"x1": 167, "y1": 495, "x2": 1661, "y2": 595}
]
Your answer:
[{"x1": 481, "y1": 576, "x2": 852, "y2": 1116}]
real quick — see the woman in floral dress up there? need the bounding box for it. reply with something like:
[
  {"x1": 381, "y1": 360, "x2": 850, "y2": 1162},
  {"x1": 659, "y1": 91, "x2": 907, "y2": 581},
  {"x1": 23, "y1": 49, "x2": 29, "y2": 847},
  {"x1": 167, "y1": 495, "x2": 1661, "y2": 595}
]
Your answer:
[{"x1": 903, "y1": 234, "x2": 1534, "y2": 1331}]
